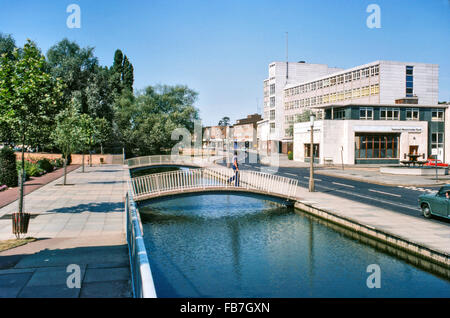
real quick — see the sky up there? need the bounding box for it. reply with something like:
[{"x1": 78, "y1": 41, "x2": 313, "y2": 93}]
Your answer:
[{"x1": 0, "y1": 0, "x2": 449, "y2": 126}]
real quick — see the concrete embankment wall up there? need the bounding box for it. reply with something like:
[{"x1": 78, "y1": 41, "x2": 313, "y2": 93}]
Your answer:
[{"x1": 294, "y1": 201, "x2": 450, "y2": 275}]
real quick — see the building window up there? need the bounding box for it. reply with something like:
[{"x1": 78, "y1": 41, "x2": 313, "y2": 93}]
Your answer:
[
  {"x1": 370, "y1": 83, "x2": 379, "y2": 95},
  {"x1": 270, "y1": 123, "x2": 275, "y2": 133},
  {"x1": 355, "y1": 134, "x2": 399, "y2": 159},
  {"x1": 431, "y1": 133, "x2": 444, "y2": 158},
  {"x1": 352, "y1": 70, "x2": 360, "y2": 81},
  {"x1": 333, "y1": 108, "x2": 346, "y2": 119},
  {"x1": 304, "y1": 144, "x2": 320, "y2": 158},
  {"x1": 337, "y1": 75, "x2": 344, "y2": 85},
  {"x1": 370, "y1": 65, "x2": 379, "y2": 76},
  {"x1": 352, "y1": 88, "x2": 361, "y2": 98},
  {"x1": 361, "y1": 68, "x2": 370, "y2": 78},
  {"x1": 270, "y1": 97, "x2": 275, "y2": 108},
  {"x1": 345, "y1": 73, "x2": 352, "y2": 83},
  {"x1": 432, "y1": 109, "x2": 444, "y2": 121},
  {"x1": 406, "y1": 108, "x2": 419, "y2": 121},
  {"x1": 270, "y1": 110, "x2": 275, "y2": 120},
  {"x1": 330, "y1": 76, "x2": 336, "y2": 86},
  {"x1": 270, "y1": 84, "x2": 275, "y2": 95},
  {"x1": 359, "y1": 107, "x2": 373, "y2": 120},
  {"x1": 380, "y1": 108, "x2": 400, "y2": 120},
  {"x1": 406, "y1": 66, "x2": 414, "y2": 97}
]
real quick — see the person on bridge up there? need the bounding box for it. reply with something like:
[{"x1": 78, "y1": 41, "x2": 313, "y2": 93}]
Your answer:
[{"x1": 228, "y1": 151, "x2": 240, "y2": 186}]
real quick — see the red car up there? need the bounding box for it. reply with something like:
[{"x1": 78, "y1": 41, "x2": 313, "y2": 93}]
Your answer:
[{"x1": 424, "y1": 158, "x2": 449, "y2": 167}]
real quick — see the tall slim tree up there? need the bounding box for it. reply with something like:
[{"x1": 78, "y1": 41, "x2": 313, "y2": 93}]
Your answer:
[{"x1": 122, "y1": 55, "x2": 134, "y2": 92}]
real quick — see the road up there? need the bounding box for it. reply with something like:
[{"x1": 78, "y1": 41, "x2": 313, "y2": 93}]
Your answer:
[{"x1": 221, "y1": 152, "x2": 450, "y2": 226}]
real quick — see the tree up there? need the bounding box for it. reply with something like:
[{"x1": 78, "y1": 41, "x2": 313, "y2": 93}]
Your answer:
[
  {"x1": 122, "y1": 55, "x2": 134, "y2": 92},
  {"x1": 113, "y1": 85, "x2": 199, "y2": 156},
  {"x1": 0, "y1": 33, "x2": 17, "y2": 60},
  {"x1": 51, "y1": 105, "x2": 82, "y2": 185},
  {"x1": 218, "y1": 116, "x2": 231, "y2": 127},
  {"x1": 0, "y1": 39, "x2": 64, "y2": 215},
  {"x1": 47, "y1": 38, "x2": 98, "y2": 114},
  {"x1": 110, "y1": 50, "x2": 134, "y2": 96}
]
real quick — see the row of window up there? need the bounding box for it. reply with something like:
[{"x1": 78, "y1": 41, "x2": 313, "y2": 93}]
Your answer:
[
  {"x1": 343, "y1": 107, "x2": 444, "y2": 121},
  {"x1": 285, "y1": 65, "x2": 380, "y2": 97},
  {"x1": 284, "y1": 84, "x2": 380, "y2": 110}
]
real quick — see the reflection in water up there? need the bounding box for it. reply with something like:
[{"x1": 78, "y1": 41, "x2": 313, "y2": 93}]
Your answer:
[{"x1": 140, "y1": 194, "x2": 450, "y2": 298}]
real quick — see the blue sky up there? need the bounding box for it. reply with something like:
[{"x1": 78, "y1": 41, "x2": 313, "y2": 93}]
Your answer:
[{"x1": 0, "y1": 0, "x2": 449, "y2": 126}]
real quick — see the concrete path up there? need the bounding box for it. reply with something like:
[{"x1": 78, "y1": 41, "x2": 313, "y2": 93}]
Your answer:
[
  {"x1": 0, "y1": 165, "x2": 131, "y2": 298},
  {"x1": 0, "y1": 164, "x2": 81, "y2": 209}
]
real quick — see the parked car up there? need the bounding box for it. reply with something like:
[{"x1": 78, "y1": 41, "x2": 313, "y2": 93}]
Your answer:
[
  {"x1": 424, "y1": 158, "x2": 449, "y2": 167},
  {"x1": 418, "y1": 185, "x2": 450, "y2": 219}
]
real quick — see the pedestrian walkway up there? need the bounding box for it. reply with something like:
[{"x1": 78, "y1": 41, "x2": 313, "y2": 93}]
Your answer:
[
  {"x1": 0, "y1": 165, "x2": 131, "y2": 298},
  {"x1": 0, "y1": 164, "x2": 80, "y2": 209}
]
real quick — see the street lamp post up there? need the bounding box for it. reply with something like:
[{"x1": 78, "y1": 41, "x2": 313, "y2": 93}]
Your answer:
[{"x1": 309, "y1": 114, "x2": 315, "y2": 192}]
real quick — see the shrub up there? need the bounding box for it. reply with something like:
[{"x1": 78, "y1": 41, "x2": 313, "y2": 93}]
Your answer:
[
  {"x1": 50, "y1": 158, "x2": 64, "y2": 168},
  {"x1": 0, "y1": 147, "x2": 18, "y2": 187},
  {"x1": 37, "y1": 158, "x2": 54, "y2": 173},
  {"x1": 287, "y1": 151, "x2": 293, "y2": 160},
  {"x1": 17, "y1": 160, "x2": 43, "y2": 178}
]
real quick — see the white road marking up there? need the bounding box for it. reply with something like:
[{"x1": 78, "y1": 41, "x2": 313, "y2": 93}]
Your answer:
[
  {"x1": 303, "y1": 176, "x2": 322, "y2": 181},
  {"x1": 285, "y1": 173, "x2": 297, "y2": 177},
  {"x1": 294, "y1": 179, "x2": 418, "y2": 211},
  {"x1": 332, "y1": 182, "x2": 354, "y2": 188},
  {"x1": 369, "y1": 189, "x2": 402, "y2": 198},
  {"x1": 315, "y1": 184, "x2": 418, "y2": 211}
]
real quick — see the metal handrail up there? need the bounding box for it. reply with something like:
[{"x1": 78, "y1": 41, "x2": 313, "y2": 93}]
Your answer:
[
  {"x1": 125, "y1": 190, "x2": 157, "y2": 298},
  {"x1": 125, "y1": 154, "x2": 223, "y2": 169},
  {"x1": 131, "y1": 168, "x2": 298, "y2": 201}
]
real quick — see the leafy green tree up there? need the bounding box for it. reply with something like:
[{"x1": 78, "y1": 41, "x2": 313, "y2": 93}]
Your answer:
[
  {"x1": 0, "y1": 33, "x2": 17, "y2": 60},
  {"x1": 47, "y1": 38, "x2": 98, "y2": 114},
  {"x1": 122, "y1": 55, "x2": 134, "y2": 92},
  {"x1": 51, "y1": 104, "x2": 82, "y2": 185},
  {"x1": 113, "y1": 85, "x2": 199, "y2": 156},
  {"x1": 0, "y1": 40, "x2": 64, "y2": 214},
  {"x1": 85, "y1": 66, "x2": 115, "y2": 123}
]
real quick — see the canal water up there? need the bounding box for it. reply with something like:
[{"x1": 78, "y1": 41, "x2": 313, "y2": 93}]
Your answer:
[{"x1": 140, "y1": 193, "x2": 450, "y2": 298}]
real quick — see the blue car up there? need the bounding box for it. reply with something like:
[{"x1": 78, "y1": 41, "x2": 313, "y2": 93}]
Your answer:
[{"x1": 418, "y1": 185, "x2": 450, "y2": 219}]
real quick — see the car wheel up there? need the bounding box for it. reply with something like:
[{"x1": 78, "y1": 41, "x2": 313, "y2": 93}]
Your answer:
[{"x1": 422, "y1": 204, "x2": 431, "y2": 218}]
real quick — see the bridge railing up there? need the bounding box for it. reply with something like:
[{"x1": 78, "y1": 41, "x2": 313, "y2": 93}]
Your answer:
[
  {"x1": 131, "y1": 168, "x2": 298, "y2": 201},
  {"x1": 125, "y1": 189, "x2": 158, "y2": 298},
  {"x1": 125, "y1": 154, "x2": 223, "y2": 169}
]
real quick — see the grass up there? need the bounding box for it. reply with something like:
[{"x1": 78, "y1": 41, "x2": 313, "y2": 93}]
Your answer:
[{"x1": 0, "y1": 237, "x2": 36, "y2": 252}]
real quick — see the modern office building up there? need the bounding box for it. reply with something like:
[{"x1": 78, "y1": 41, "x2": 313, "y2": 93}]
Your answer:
[
  {"x1": 261, "y1": 61, "x2": 343, "y2": 153},
  {"x1": 262, "y1": 60, "x2": 440, "y2": 154},
  {"x1": 293, "y1": 102, "x2": 449, "y2": 165}
]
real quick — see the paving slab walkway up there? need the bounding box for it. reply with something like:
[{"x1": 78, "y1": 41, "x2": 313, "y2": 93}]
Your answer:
[
  {"x1": 0, "y1": 165, "x2": 81, "y2": 209},
  {"x1": 0, "y1": 165, "x2": 131, "y2": 298}
]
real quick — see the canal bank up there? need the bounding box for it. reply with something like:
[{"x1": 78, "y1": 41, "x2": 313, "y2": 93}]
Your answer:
[{"x1": 293, "y1": 186, "x2": 450, "y2": 270}]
